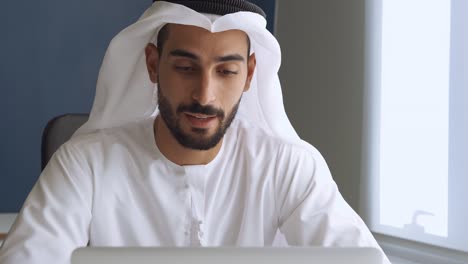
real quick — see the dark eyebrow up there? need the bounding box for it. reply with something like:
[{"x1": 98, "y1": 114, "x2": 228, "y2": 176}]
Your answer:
[
  {"x1": 215, "y1": 54, "x2": 245, "y2": 63},
  {"x1": 169, "y1": 49, "x2": 245, "y2": 63},
  {"x1": 169, "y1": 49, "x2": 199, "y2": 60}
]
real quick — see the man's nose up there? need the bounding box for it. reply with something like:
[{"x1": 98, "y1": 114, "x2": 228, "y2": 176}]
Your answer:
[{"x1": 192, "y1": 71, "x2": 217, "y2": 105}]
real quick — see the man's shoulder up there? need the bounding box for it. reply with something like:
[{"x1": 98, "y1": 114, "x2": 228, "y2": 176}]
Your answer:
[
  {"x1": 63, "y1": 119, "x2": 152, "y2": 153},
  {"x1": 229, "y1": 117, "x2": 329, "y2": 185},
  {"x1": 230, "y1": 117, "x2": 320, "y2": 159}
]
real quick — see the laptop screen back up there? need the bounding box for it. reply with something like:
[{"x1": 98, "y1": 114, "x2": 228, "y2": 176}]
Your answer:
[{"x1": 72, "y1": 247, "x2": 383, "y2": 264}]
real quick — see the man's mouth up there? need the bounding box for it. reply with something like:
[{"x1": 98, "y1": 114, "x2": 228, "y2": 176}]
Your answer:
[
  {"x1": 185, "y1": 112, "x2": 216, "y2": 119},
  {"x1": 184, "y1": 112, "x2": 218, "y2": 128}
]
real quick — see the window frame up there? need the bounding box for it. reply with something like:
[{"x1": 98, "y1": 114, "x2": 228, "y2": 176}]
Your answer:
[{"x1": 361, "y1": 0, "x2": 468, "y2": 262}]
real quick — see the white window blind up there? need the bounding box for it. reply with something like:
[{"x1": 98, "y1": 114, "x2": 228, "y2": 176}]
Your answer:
[{"x1": 363, "y1": 0, "x2": 468, "y2": 252}]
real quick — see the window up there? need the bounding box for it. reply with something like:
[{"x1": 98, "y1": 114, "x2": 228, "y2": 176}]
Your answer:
[{"x1": 363, "y1": 0, "x2": 468, "y2": 254}]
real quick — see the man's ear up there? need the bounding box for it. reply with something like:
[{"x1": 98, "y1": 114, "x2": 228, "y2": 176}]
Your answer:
[
  {"x1": 244, "y1": 53, "x2": 256, "y2": 92},
  {"x1": 145, "y1": 43, "x2": 159, "y2": 84}
]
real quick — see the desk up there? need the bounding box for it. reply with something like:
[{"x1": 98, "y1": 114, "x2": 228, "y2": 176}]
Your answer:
[{"x1": 0, "y1": 233, "x2": 6, "y2": 240}]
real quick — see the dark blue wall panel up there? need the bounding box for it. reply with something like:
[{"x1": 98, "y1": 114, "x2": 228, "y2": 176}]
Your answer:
[{"x1": 0, "y1": 0, "x2": 276, "y2": 212}]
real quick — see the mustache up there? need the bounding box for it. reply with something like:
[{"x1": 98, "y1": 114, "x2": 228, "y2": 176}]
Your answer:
[{"x1": 177, "y1": 102, "x2": 225, "y2": 118}]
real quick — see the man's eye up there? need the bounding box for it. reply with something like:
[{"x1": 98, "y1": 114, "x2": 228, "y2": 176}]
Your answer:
[
  {"x1": 218, "y1": 69, "x2": 238, "y2": 75},
  {"x1": 175, "y1": 66, "x2": 195, "y2": 72}
]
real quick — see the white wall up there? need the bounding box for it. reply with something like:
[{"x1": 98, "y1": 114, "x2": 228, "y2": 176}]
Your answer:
[{"x1": 276, "y1": 0, "x2": 366, "y2": 211}]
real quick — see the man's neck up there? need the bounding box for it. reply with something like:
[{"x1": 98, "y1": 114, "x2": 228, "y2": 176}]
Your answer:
[{"x1": 153, "y1": 116, "x2": 223, "y2": 166}]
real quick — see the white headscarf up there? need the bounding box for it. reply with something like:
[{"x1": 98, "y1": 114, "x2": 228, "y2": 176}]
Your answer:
[{"x1": 74, "y1": 1, "x2": 299, "y2": 142}]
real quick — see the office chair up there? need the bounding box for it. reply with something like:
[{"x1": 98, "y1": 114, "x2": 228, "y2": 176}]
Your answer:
[{"x1": 41, "y1": 113, "x2": 89, "y2": 170}]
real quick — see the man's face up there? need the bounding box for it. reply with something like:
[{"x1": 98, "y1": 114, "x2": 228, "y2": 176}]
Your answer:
[{"x1": 146, "y1": 24, "x2": 256, "y2": 150}]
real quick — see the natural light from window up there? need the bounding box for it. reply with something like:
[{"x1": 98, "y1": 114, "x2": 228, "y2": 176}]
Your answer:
[{"x1": 379, "y1": 0, "x2": 450, "y2": 237}]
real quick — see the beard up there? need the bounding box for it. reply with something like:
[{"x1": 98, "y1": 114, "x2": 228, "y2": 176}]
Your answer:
[{"x1": 157, "y1": 83, "x2": 241, "y2": 151}]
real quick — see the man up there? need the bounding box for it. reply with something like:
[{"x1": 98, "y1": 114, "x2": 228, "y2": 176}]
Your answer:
[{"x1": 0, "y1": 1, "x2": 390, "y2": 263}]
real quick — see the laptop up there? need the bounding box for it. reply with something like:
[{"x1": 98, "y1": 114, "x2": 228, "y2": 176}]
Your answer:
[{"x1": 71, "y1": 247, "x2": 383, "y2": 264}]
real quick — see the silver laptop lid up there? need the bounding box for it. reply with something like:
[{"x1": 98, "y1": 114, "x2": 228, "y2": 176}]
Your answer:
[{"x1": 71, "y1": 247, "x2": 383, "y2": 264}]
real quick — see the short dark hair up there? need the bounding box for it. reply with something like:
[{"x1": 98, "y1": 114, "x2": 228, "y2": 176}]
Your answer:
[
  {"x1": 156, "y1": 24, "x2": 251, "y2": 57},
  {"x1": 156, "y1": 24, "x2": 170, "y2": 55}
]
